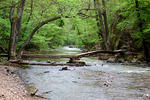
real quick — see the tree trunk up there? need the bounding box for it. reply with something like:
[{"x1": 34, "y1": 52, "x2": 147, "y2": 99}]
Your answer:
[
  {"x1": 8, "y1": 6, "x2": 17, "y2": 60},
  {"x1": 94, "y1": 0, "x2": 102, "y2": 38},
  {"x1": 102, "y1": 0, "x2": 110, "y2": 50},
  {"x1": 94, "y1": 0, "x2": 109, "y2": 50},
  {"x1": 23, "y1": 0, "x2": 33, "y2": 34},
  {"x1": 17, "y1": 16, "x2": 61, "y2": 59},
  {"x1": 8, "y1": 0, "x2": 26, "y2": 61}
]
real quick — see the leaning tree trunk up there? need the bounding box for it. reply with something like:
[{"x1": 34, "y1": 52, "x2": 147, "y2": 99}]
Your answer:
[
  {"x1": 17, "y1": 16, "x2": 61, "y2": 59},
  {"x1": 8, "y1": 0, "x2": 26, "y2": 61}
]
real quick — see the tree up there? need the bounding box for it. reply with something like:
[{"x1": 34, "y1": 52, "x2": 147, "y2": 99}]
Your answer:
[
  {"x1": 7, "y1": 0, "x2": 81, "y2": 60},
  {"x1": 135, "y1": 0, "x2": 150, "y2": 62},
  {"x1": 1, "y1": 0, "x2": 149, "y2": 63},
  {"x1": 8, "y1": 0, "x2": 26, "y2": 60},
  {"x1": 17, "y1": 16, "x2": 61, "y2": 59},
  {"x1": 94, "y1": 0, "x2": 110, "y2": 50}
]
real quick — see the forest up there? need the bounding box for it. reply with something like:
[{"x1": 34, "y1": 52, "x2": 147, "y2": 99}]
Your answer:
[
  {"x1": 0, "y1": 0, "x2": 149, "y2": 63},
  {"x1": 0, "y1": 0, "x2": 150, "y2": 100}
]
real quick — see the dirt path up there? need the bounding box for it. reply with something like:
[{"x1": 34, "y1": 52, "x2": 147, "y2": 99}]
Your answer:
[{"x1": 0, "y1": 65, "x2": 34, "y2": 100}]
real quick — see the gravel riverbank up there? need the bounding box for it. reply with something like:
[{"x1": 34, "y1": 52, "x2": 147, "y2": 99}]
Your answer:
[{"x1": 0, "y1": 65, "x2": 34, "y2": 100}]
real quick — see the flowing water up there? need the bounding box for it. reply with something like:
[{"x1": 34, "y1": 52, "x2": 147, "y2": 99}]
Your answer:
[{"x1": 19, "y1": 46, "x2": 150, "y2": 100}]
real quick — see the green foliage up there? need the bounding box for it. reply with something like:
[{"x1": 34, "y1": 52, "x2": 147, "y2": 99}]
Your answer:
[
  {"x1": 0, "y1": 0, "x2": 149, "y2": 54},
  {"x1": 0, "y1": 1, "x2": 10, "y2": 50},
  {"x1": 117, "y1": 0, "x2": 150, "y2": 47}
]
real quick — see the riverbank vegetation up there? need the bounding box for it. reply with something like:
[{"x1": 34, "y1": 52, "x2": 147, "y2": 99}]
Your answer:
[{"x1": 0, "y1": 0, "x2": 150, "y2": 63}]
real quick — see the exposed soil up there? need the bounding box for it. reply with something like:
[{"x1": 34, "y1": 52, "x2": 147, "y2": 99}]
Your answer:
[{"x1": 0, "y1": 65, "x2": 34, "y2": 100}]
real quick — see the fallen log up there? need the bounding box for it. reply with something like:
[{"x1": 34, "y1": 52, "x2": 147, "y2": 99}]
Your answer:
[
  {"x1": 0, "y1": 54, "x2": 77, "y2": 59},
  {"x1": 76, "y1": 50, "x2": 124, "y2": 58},
  {"x1": 0, "y1": 50, "x2": 125, "y2": 59},
  {"x1": 0, "y1": 54, "x2": 8, "y2": 57},
  {"x1": 22, "y1": 54, "x2": 77, "y2": 59},
  {"x1": 17, "y1": 61, "x2": 87, "y2": 66}
]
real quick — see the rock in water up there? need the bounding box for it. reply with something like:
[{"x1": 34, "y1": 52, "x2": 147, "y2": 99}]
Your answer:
[
  {"x1": 46, "y1": 60, "x2": 51, "y2": 63},
  {"x1": 62, "y1": 67, "x2": 68, "y2": 70},
  {"x1": 143, "y1": 94, "x2": 150, "y2": 100},
  {"x1": 59, "y1": 67, "x2": 69, "y2": 71},
  {"x1": 67, "y1": 58, "x2": 86, "y2": 66},
  {"x1": 44, "y1": 71, "x2": 50, "y2": 73}
]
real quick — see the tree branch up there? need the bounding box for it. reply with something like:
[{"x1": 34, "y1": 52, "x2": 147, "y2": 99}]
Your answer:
[
  {"x1": 23, "y1": 0, "x2": 33, "y2": 33},
  {"x1": 77, "y1": 12, "x2": 96, "y2": 18},
  {"x1": 17, "y1": 16, "x2": 61, "y2": 58}
]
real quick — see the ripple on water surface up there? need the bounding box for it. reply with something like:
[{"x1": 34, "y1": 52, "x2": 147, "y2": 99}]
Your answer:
[{"x1": 19, "y1": 46, "x2": 150, "y2": 100}]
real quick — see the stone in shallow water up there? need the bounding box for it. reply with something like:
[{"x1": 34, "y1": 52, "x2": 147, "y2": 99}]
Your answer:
[
  {"x1": 44, "y1": 71, "x2": 50, "y2": 73},
  {"x1": 46, "y1": 60, "x2": 51, "y2": 63},
  {"x1": 143, "y1": 94, "x2": 150, "y2": 100},
  {"x1": 67, "y1": 58, "x2": 86, "y2": 66},
  {"x1": 59, "y1": 67, "x2": 69, "y2": 71}
]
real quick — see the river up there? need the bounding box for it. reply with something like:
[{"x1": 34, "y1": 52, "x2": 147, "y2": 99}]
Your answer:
[{"x1": 19, "y1": 46, "x2": 150, "y2": 100}]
